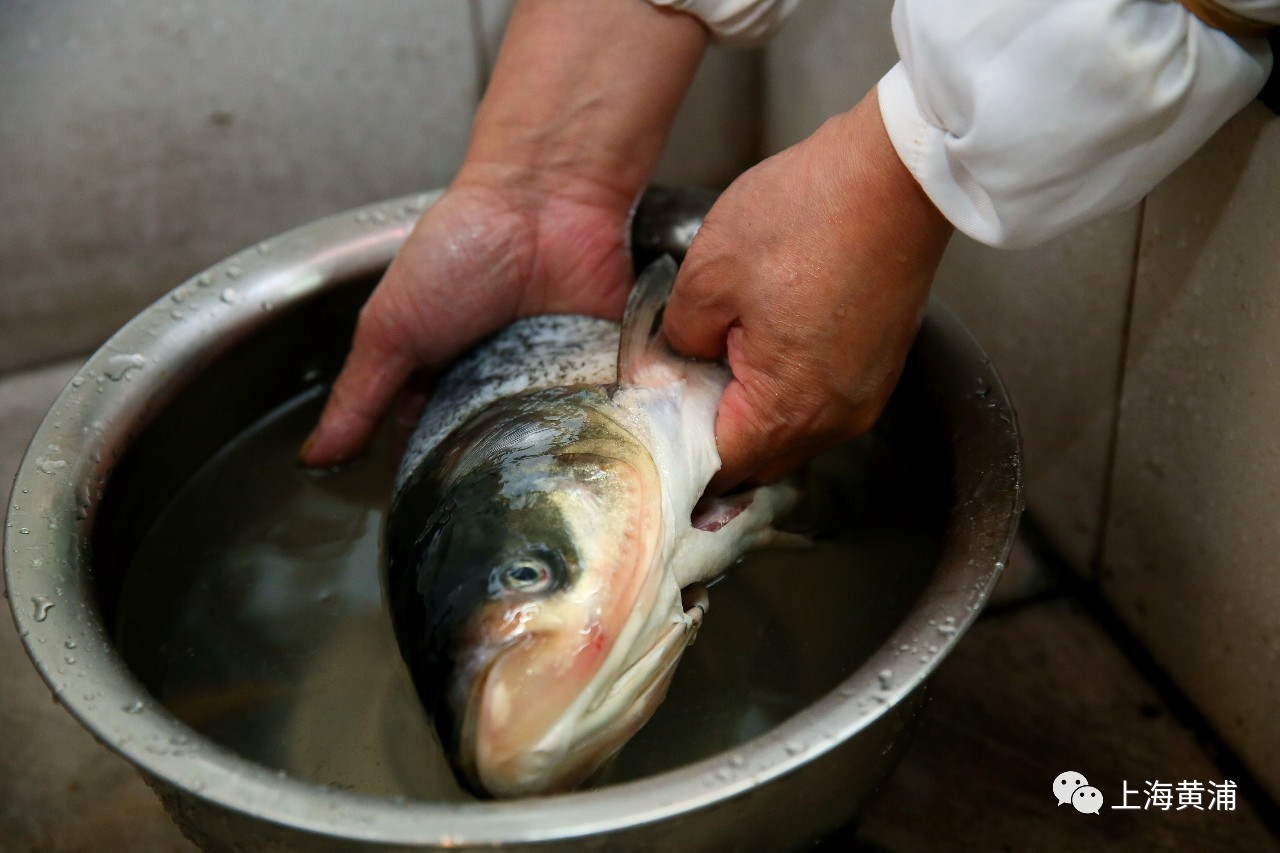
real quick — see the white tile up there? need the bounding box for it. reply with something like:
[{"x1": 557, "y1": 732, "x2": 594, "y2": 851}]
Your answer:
[
  {"x1": 653, "y1": 46, "x2": 761, "y2": 189},
  {"x1": 1102, "y1": 101, "x2": 1280, "y2": 800},
  {"x1": 762, "y1": 0, "x2": 897, "y2": 154},
  {"x1": 933, "y1": 211, "x2": 1139, "y2": 572},
  {"x1": 0, "y1": 1, "x2": 478, "y2": 373}
]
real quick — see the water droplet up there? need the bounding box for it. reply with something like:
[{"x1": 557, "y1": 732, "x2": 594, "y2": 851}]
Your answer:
[
  {"x1": 197, "y1": 272, "x2": 214, "y2": 287},
  {"x1": 170, "y1": 309, "x2": 184, "y2": 321},
  {"x1": 65, "y1": 639, "x2": 76, "y2": 649},
  {"x1": 71, "y1": 377, "x2": 84, "y2": 388},
  {"x1": 937, "y1": 624, "x2": 957, "y2": 636},
  {"x1": 64, "y1": 655, "x2": 76, "y2": 665},
  {"x1": 32, "y1": 559, "x2": 42, "y2": 569},
  {"x1": 221, "y1": 288, "x2": 239, "y2": 304},
  {"x1": 226, "y1": 265, "x2": 243, "y2": 280},
  {"x1": 36, "y1": 457, "x2": 67, "y2": 475},
  {"x1": 729, "y1": 754, "x2": 746, "y2": 768},
  {"x1": 19, "y1": 527, "x2": 29, "y2": 535},
  {"x1": 877, "y1": 669, "x2": 893, "y2": 689},
  {"x1": 256, "y1": 241, "x2": 271, "y2": 255},
  {"x1": 32, "y1": 595, "x2": 54, "y2": 621},
  {"x1": 373, "y1": 210, "x2": 388, "y2": 223},
  {"x1": 171, "y1": 289, "x2": 186, "y2": 303},
  {"x1": 123, "y1": 699, "x2": 145, "y2": 714},
  {"x1": 353, "y1": 210, "x2": 371, "y2": 224},
  {"x1": 104, "y1": 353, "x2": 146, "y2": 381},
  {"x1": 714, "y1": 766, "x2": 733, "y2": 782},
  {"x1": 784, "y1": 739, "x2": 807, "y2": 755}
]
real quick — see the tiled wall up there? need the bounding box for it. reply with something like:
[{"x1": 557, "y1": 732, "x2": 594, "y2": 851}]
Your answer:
[
  {"x1": 1102, "y1": 102, "x2": 1280, "y2": 797},
  {"x1": 763, "y1": 0, "x2": 1280, "y2": 800},
  {"x1": 0, "y1": 1, "x2": 478, "y2": 374},
  {"x1": 0, "y1": 0, "x2": 758, "y2": 375}
]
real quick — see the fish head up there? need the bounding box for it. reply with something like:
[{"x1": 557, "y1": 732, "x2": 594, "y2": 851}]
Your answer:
[{"x1": 406, "y1": 433, "x2": 684, "y2": 798}]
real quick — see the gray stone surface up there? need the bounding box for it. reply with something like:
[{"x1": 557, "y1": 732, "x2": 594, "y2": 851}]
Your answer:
[
  {"x1": 857, "y1": 598, "x2": 1278, "y2": 851},
  {"x1": 0, "y1": 359, "x2": 197, "y2": 851}
]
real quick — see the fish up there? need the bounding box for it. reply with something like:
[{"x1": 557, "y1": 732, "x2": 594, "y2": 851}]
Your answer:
[{"x1": 384, "y1": 256, "x2": 798, "y2": 798}]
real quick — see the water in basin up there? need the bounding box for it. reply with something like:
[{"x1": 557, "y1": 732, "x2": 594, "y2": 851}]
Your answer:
[{"x1": 115, "y1": 388, "x2": 944, "y2": 800}]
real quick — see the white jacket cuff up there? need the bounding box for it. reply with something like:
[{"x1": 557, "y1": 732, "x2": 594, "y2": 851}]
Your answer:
[
  {"x1": 878, "y1": 0, "x2": 1273, "y2": 249},
  {"x1": 646, "y1": 0, "x2": 800, "y2": 47}
]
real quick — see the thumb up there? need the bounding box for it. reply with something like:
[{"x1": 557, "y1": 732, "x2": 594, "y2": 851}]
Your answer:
[
  {"x1": 661, "y1": 263, "x2": 735, "y2": 361},
  {"x1": 706, "y1": 373, "x2": 808, "y2": 494}
]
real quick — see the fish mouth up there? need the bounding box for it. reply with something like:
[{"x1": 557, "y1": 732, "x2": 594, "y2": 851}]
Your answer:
[
  {"x1": 457, "y1": 600, "x2": 704, "y2": 798},
  {"x1": 590, "y1": 595, "x2": 705, "y2": 714}
]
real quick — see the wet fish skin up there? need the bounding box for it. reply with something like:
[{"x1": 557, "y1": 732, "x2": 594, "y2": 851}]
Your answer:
[{"x1": 385, "y1": 257, "x2": 796, "y2": 797}]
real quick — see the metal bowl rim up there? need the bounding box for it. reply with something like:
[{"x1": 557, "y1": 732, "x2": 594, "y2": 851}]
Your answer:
[{"x1": 3, "y1": 191, "x2": 1021, "y2": 845}]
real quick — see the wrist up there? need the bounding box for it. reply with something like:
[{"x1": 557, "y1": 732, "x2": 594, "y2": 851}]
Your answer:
[
  {"x1": 806, "y1": 90, "x2": 953, "y2": 263},
  {"x1": 454, "y1": 0, "x2": 708, "y2": 218}
]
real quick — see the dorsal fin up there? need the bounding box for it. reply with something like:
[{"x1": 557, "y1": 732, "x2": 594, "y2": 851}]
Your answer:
[{"x1": 617, "y1": 255, "x2": 678, "y2": 384}]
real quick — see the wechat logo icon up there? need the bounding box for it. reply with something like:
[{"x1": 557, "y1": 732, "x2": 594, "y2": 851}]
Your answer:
[{"x1": 1054, "y1": 771, "x2": 1104, "y2": 814}]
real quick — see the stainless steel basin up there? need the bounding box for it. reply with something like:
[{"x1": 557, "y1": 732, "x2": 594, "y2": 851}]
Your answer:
[{"x1": 4, "y1": 186, "x2": 1021, "y2": 850}]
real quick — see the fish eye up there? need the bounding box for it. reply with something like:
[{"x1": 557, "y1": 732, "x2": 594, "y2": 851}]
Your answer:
[{"x1": 498, "y1": 559, "x2": 553, "y2": 593}]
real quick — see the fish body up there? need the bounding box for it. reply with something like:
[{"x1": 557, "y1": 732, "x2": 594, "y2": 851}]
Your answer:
[{"x1": 385, "y1": 257, "x2": 794, "y2": 797}]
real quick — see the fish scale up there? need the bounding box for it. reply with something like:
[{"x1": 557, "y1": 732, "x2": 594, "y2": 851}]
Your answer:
[
  {"x1": 385, "y1": 257, "x2": 798, "y2": 798},
  {"x1": 397, "y1": 315, "x2": 619, "y2": 487}
]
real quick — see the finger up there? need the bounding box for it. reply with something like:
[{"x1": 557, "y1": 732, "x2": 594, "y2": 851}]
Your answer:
[
  {"x1": 300, "y1": 319, "x2": 416, "y2": 467},
  {"x1": 709, "y1": 375, "x2": 859, "y2": 494},
  {"x1": 706, "y1": 376, "x2": 795, "y2": 494},
  {"x1": 661, "y1": 258, "x2": 735, "y2": 361}
]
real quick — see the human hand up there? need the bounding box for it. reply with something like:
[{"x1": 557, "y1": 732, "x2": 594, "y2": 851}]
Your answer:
[
  {"x1": 662, "y1": 89, "x2": 954, "y2": 493},
  {"x1": 299, "y1": 177, "x2": 635, "y2": 467},
  {"x1": 300, "y1": 0, "x2": 707, "y2": 467}
]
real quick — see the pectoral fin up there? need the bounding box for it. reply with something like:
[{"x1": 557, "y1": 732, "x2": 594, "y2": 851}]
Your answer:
[{"x1": 672, "y1": 481, "x2": 806, "y2": 588}]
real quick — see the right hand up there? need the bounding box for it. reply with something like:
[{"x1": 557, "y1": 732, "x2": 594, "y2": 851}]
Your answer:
[{"x1": 299, "y1": 174, "x2": 636, "y2": 467}]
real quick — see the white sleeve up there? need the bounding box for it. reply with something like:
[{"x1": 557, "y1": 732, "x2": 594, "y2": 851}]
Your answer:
[
  {"x1": 646, "y1": 0, "x2": 801, "y2": 47},
  {"x1": 878, "y1": 0, "x2": 1275, "y2": 249}
]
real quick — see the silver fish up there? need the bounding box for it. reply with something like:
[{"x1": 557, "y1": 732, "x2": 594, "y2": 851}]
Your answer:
[{"x1": 385, "y1": 256, "x2": 796, "y2": 798}]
